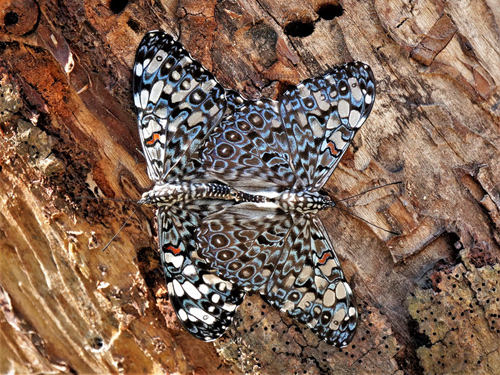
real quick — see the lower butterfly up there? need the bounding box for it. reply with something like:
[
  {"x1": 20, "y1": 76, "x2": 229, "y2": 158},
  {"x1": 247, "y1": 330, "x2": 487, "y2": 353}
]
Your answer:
[{"x1": 133, "y1": 30, "x2": 375, "y2": 346}]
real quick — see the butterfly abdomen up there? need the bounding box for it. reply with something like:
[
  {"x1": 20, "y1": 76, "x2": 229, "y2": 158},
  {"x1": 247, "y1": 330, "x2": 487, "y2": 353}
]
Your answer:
[{"x1": 139, "y1": 182, "x2": 237, "y2": 206}]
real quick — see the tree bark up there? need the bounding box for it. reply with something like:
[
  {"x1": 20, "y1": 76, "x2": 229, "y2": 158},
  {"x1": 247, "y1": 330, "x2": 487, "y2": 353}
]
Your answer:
[{"x1": 1, "y1": 0, "x2": 499, "y2": 374}]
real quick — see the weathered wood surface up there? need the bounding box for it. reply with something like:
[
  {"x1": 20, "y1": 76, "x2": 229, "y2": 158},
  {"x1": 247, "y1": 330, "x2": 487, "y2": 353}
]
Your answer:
[{"x1": 1, "y1": 0, "x2": 499, "y2": 374}]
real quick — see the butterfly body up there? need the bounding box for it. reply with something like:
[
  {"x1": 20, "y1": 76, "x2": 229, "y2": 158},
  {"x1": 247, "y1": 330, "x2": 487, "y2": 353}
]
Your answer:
[{"x1": 276, "y1": 189, "x2": 334, "y2": 213}]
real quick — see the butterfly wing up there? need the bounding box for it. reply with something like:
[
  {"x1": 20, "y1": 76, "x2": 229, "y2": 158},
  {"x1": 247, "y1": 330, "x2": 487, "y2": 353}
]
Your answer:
[
  {"x1": 264, "y1": 215, "x2": 357, "y2": 346},
  {"x1": 158, "y1": 202, "x2": 245, "y2": 340},
  {"x1": 203, "y1": 62, "x2": 375, "y2": 192},
  {"x1": 198, "y1": 205, "x2": 357, "y2": 346},
  {"x1": 198, "y1": 203, "x2": 291, "y2": 290},
  {"x1": 202, "y1": 99, "x2": 298, "y2": 194},
  {"x1": 280, "y1": 61, "x2": 375, "y2": 190},
  {"x1": 133, "y1": 31, "x2": 227, "y2": 183}
]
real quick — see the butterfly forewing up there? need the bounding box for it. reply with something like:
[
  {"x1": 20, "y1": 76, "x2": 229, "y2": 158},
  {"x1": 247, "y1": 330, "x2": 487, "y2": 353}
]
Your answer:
[
  {"x1": 280, "y1": 61, "x2": 375, "y2": 190},
  {"x1": 133, "y1": 31, "x2": 227, "y2": 182}
]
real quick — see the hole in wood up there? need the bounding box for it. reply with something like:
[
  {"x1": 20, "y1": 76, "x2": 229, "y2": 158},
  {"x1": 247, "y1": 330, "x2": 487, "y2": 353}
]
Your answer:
[
  {"x1": 284, "y1": 21, "x2": 315, "y2": 38},
  {"x1": 5, "y1": 11, "x2": 19, "y2": 26},
  {"x1": 316, "y1": 3, "x2": 344, "y2": 20},
  {"x1": 109, "y1": 0, "x2": 128, "y2": 14}
]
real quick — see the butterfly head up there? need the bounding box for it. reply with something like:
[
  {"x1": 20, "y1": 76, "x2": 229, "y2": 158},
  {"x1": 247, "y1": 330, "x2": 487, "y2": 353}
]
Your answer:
[{"x1": 277, "y1": 190, "x2": 334, "y2": 213}]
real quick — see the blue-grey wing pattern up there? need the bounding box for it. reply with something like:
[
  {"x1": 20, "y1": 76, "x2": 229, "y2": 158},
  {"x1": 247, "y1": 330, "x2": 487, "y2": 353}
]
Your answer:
[
  {"x1": 133, "y1": 31, "x2": 227, "y2": 182},
  {"x1": 280, "y1": 62, "x2": 375, "y2": 190},
  {"x1": 198, "y1": 204, "x2": 357, "y2": 346},
  {"x1": 158, "y1": 201, "x2": 245, "y2": 341},
  {"x1": 133, "y1": 30, "x2": 376, "y2": 346},
  {"x1": 203, "y1": 99, "x2": 297, "y2": 194},
  {"x1": 133, "y1": 31, "x2": 245, "y2": 341}
]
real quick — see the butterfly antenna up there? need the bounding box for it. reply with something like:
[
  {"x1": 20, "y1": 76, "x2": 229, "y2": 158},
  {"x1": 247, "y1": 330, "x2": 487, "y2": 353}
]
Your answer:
[
  {"x1": 101, "y1": 205, "x2": 141, "y2": 252},
  {"x1": 333, "y1": 181, "x2": 403, "y2": 204},
  {"x1": 333, "y1": 205, "x2": 400, "y2": 235}
]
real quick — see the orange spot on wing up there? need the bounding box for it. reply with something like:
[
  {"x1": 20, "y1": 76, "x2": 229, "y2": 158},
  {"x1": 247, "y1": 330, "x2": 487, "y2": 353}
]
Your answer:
[
  {"x1": 326, "y1": 142, "x2": 340, "y2": 156},
  {"x1": 166, "y1": 245, "x2": 181, "y2": 255},
  {"x1": 146, "y1": 133, "x2": 161, "y2": 145},
  {"x1": 318, "y1": 252, "x2": 332, "y2": 264}
]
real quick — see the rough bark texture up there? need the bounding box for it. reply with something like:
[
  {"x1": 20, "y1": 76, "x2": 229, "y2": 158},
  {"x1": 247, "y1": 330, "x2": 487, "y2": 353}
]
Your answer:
[{"x1": 1, "y1": 0, "x2": 499, "y2": 374}]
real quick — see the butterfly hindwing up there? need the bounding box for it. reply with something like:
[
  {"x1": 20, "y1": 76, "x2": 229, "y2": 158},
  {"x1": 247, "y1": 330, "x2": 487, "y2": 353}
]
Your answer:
[
  {"x1": 133, "y1": 31, "x2": 227, "y2": 182},
  {"x1": 198, "y1": 204, "x2": 357, "y2": 346},
  {"x1": 264, "y1": 215, "x2": 357, "y2": 346},
  {"x1": 158, "y1": 201, "x2": 245, "y2": 340},
  {"x1": 198, "y1": 203, "x2": 291, "y2": 290}
]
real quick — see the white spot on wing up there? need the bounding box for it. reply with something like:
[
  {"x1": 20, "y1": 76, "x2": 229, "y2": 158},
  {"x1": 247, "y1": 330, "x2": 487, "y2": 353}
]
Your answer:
[
  {"x1": 149, "y1": 81, "x2": 164, "y2": 104},
  {"x1": 189, "y1": 307, "x2": 215, "y2": 323},
  {"x1": 335, "y1": 282, "x2": 347, "y2": 300},
  {"x1": 173, "y1": 279, "x2": 184, "y2": 297},
  {"x1": 163, "y1": 252, "x2": 184, "y2": 268},
  {"x1": 140, "y1": 89, "x2": 149, "y2": 109},
  {"x1": 183, "y1": 265, "x2": 197, "y2": 277},
  {"x1": 309, "y1": 116, "x2": 324, "y2": 137},
  {"x1": 338, "y1": 99, "x2": 350, "y2": 118},
  {"x1": 348, "y1": 77, "x2": 362, "y2": 101},
  {"x1": 182, "y1": 281, "x2": 202, "y2": 300},
  {"x1": 178, "y1": 308, "x2": 188, "y2": 321},
  {"x1": 135, "y1": 63, "x2": 143, "y2": 77},
  {"x1": 349, "y1": 109, "x2": 361, "y2": 128}
]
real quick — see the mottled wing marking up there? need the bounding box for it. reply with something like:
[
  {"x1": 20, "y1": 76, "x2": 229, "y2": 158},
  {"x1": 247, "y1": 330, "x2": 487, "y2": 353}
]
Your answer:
[
  {"x1": 198, "y1": 204, "x2": 357, "y2": 346},
  {"x1": 203, "y1": 99, "x2": 296, "y2": 194},
  {"x1": 198, "y1": 203, "x2": 290, "y2": 290},
  {"x1": 203, "y1": 62, "x2": 375, "y2": 193},
  {"x1": 280, "y1": 62, "x2": 375, "y2": 190},
  {"x1": 265, "y1": 216, "x2": 357, "y2": 346},
  {"x1": 158, "y1": 201, "x2": 245, "y2": 340},
  {"x1": 133, "y1": 31, "x2": 227, "y2": 182}
]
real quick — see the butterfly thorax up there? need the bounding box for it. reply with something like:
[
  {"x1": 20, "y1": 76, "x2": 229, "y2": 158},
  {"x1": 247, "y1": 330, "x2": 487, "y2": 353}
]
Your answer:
[
  {"x1": 138, "y1": 182, "x2": 237, "y2": 206},
  {"x1": 278, "y1": 190, "x2": 334, "y2": 213}
]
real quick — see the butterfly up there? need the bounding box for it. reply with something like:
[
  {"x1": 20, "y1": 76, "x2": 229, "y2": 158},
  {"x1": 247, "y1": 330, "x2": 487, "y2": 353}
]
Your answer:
[{"x1": 132, "y1": 30, "x2": 375, "y2": 346}]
